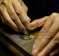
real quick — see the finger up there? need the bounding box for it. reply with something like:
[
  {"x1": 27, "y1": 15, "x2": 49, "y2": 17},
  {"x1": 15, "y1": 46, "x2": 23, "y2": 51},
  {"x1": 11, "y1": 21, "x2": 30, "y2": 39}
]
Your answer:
[
  {"x1": 0, "y1": 5, "x2": 18, "y2": 31},
  {"x1": 36, "y1": 21, "x2": 59, "y2": 54},
  {"x1": 32, "y1": 16, "x2": 53, "y2": 56},
  {"x1": 19, "y1": 0, "x2": 28, "y2": 13},
  {"x1": 49, "y1": 48, "x2": 59, "y2": 56},
  {"x1": 12, "y1": 0, "x2": 31, "y2": 29},
  {"x1": 40, "y1": 13, "x2": 59, "y2": 34},
  {"x1": 30, "y1": 16, "x2": 48, "y2": 30},
  {"x1": 38, "y1": 32, "x2": 59, "y2": 56},
  {"x1": 32, "y1": 14, "x2": 59, "y2": 56},
  {"x1": 7, "y1": 4, "x2": 27, "y2": 34}
]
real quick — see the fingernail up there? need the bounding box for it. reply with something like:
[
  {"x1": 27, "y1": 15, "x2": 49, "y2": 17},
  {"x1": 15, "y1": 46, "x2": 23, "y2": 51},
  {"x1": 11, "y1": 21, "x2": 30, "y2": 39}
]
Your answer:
[{"x1": 23, "y1": 30, "x2": 28, "y2": 35}]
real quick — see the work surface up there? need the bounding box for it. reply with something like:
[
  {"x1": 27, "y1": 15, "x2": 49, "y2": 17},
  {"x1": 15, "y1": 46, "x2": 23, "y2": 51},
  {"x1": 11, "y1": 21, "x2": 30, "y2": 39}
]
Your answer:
[{"x1": 0, "y1": 23, "x2": 40, "y2": 56}]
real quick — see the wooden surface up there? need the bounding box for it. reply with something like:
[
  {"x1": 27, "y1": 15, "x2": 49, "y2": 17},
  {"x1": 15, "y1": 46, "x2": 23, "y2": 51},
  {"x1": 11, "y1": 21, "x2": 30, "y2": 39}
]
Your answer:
[{"x1": 0, "y1": 23, "x2": 36, "y2": 56}]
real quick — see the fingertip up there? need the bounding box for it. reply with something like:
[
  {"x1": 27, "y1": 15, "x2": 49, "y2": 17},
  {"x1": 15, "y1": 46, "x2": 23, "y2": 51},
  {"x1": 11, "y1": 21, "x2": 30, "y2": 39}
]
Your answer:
[
  {"x1": 15, "y1": 29, "x2": 19, "y2": 32},
  {"x1": 38, "y1": 52, "x2": 44, "y2": 56},
  {"x1": 32, "y1": 49, "x2": 38, "y2": 56},
  {"x1": 23, "y1": 30, "x2": 28, "y2": 35},
  {"x1": 28, "y1": 17, "x2": 31, "y2": 22}
]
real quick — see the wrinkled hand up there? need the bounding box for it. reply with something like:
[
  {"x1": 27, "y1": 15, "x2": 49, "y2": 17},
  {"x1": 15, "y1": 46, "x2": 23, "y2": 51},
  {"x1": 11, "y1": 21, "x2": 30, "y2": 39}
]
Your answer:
[
  {"x1": 32, "y1": 13, "x2": 59, "y2": 56},
  {"x1": 0, "y1": 0, "x2": 31, "y2": 34}
]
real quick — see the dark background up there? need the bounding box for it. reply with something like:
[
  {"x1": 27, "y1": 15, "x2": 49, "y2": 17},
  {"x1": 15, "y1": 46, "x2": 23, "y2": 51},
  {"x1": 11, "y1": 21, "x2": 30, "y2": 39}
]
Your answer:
[
  {"x1": 24, "y1": 0, "x2": 59, "y2": 20},
  {"x1": 0, "y1": 0, "x2": 59, "y2": 56}
]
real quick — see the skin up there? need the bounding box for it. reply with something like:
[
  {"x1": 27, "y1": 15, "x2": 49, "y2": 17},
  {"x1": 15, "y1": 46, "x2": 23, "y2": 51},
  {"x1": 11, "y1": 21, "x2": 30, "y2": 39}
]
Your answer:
[
  {"x1": 32, "y1": 13, "x2": 59, "y2": 56},
  {"x1": 0, "y1": 0, "x2": 30, "y2": 34},
  {"x1": 29, "y1": 16, "x2": 48, "y2": 30},
  {"x1": 0, "y1": 0, "x2": 59, "y2": 56}
]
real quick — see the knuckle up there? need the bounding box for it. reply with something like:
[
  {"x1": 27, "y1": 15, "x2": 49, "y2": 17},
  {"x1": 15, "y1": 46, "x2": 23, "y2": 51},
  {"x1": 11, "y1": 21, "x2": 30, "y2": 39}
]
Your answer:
[
  {"x1": 11, "y1": 13, "x2": 19, "y2": 22},
  {"x1": 53, "y1": 36, "x2": 59, "y2": 45},
  {"x1": 24, "y1": 19, "x2": 29, "y2": 23},
  {"x1": 51, "y1": 12, "x2": 59, "y2": 17},
  {"x1": 10, "y1": 11, "x2": 16, "y2": 16},
  {"x1": 4, "y1": 19, "x2": 9, "y2": 24},
  {"x1": 12, "y1": 18, "x2": 16, "y2": 21},
  {"x1": 0, "y1": 5, "x2": 5, "y2": 11},
  {"x1": 3, "y1": 0, "x2": 11, "y2": 6},
  {"x1": 24, "y1": 6, "x2": 28, "y2": 12},
  {"x1": 12, "y1": 17, "x2": 18, "y2": 22},
  {"x1": 45, "y1": 32, "x2": 52, "y2": 40},
  {"x1": 3, "y1": 0, "x2": 8, "y2": 3},
  {"x1": 20, "y1": 0, "x2": 28, "y2": 13},
  {"x1": 54, "y1": 38, "x2": 59, "y2": 43}
]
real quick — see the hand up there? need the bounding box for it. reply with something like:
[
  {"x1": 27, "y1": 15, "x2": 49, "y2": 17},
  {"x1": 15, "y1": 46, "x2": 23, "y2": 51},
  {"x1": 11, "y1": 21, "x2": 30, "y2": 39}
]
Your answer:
[
  {"x1": 0, "y1": 0, "x2": 31, "y2": 34},
  {"x1": 32, "y1": 13, "x2": 59, "y2": 56}
]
